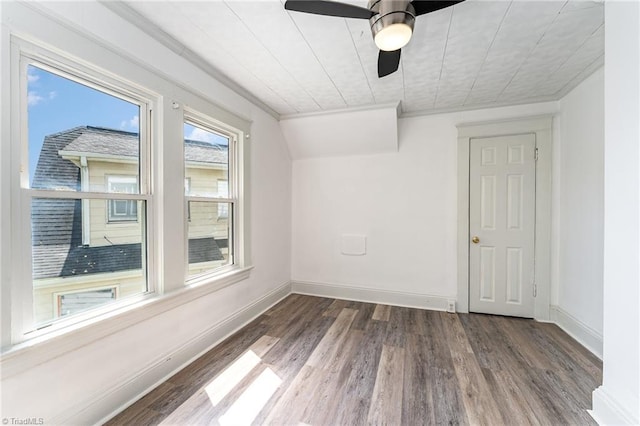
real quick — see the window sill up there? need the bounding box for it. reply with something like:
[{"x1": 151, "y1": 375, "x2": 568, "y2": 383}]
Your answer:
[{"x1": 0, "y1": 265, "x2": 253, "y2": 379}]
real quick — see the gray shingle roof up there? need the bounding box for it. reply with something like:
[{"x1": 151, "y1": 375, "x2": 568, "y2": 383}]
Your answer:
[
  {"x1": 184, "y1": 139, "x2": 228, "y2": 165},
  {"x1": 189, "y1": 237, "x2": 225, "y2": 265},
  {"x1": 60, "y1": 126, "x2": 228, "y2": 164},
  {"x1": 33, "y1": 126, "x2": 84, "y2": 192},
  {"x1": 32, "y1": 126, "x2": 227, "y2": 279},
  {"x1": 32, "y1": 238, "x2": 225, "y2": 279},
  {"x1": 64, "y1": 129, "x2": 138, "y2": 158},
  {"x1": 33, "y1": 242, "x2": 142, "y2": 279}
]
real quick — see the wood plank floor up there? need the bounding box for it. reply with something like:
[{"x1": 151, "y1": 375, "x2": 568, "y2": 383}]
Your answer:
[{"x1": 106, "y1": 295, "x2": 602, "y2": 425}]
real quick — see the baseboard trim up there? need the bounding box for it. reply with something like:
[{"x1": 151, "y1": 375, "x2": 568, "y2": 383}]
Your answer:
[
  {"x1": 549, "y1": 305, "x2": 603, "y2": 359},
  {"x1": 590, "y1": 386, "x2": 639, "y2": 425},
  {"x1": 63, "y1": 281, "x2": 291, "y2": 425},
  {"x1": 291, "y1": 280, "x2": 451, "y2": 312}
]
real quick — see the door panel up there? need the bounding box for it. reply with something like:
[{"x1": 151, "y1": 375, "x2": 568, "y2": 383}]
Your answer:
[
  {"x1": 506, "y1": 247, "x2": 523, "y2": 303},
  {"x1": 481, "y1": 175, "x2": 496, "y2": 230},
  {"x1": 479, "y1": 246, "x2": 496, "y2": 301},
  {"x1": 469, "y1": 134, "x2": 536, "y2": 317}
]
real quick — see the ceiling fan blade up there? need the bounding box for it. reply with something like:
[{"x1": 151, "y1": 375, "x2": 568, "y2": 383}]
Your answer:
[
  {"x1": 378, "y1": 49, "x2": 401, "y2": 78},
  {"x1": 284, "y1": 0, "x2": 374, "y2": 19},
  {"x1": 411, "y1": 0, "x2": 464, "y2": 16}
]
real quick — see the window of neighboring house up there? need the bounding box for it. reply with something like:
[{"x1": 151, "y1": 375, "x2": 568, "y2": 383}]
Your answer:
[
  {"x1": 184, "y1": 118, "x2": 234, "y2": 279},
  {"x1": 57, "y1": 287, "x2": 117, "y2": 318},
  {"x1": 107, "y1": 176, "x2": 139, "y2": 222},
  {"x1": 23, "y1": 59, "x2": 151, "y2": 330}
]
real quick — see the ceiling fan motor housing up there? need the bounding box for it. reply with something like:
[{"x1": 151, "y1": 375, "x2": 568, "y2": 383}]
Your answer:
[{"x1": 368, "y1": 0, "x2": 416, "y2": 51}]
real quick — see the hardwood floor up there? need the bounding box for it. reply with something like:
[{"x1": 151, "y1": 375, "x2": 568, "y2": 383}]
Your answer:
[{"x1": 106, "y1": 295, "x2": 602, "y2": 425}]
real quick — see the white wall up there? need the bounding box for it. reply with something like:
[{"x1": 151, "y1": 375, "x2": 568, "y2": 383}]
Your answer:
[
  {"x1": 290, "y1": 71, "x2": 607, "y2": 355},
  {"x1": 291, "y1": 101, "x2": 557, "y2": 307},
  {"x1": 551, "y1": 67, "x2": 604, "y2": 355},
  {"x1": 280, "y1": 103, "x2": 399, "y2": 159},
  {"x1": 0, "y1": 2, "x2": 291, "y2": 423},
  {"x1": 591, "y1": 1, "x2": 640, "y2": 424}
]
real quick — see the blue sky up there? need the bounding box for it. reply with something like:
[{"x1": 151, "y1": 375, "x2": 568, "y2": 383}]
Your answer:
[
  {"x1": 27, "y1": 65, "x2": 139, "y2": 184},
  {"x1": 27, "y1": 64, "x2": 227, "y2": 185}
]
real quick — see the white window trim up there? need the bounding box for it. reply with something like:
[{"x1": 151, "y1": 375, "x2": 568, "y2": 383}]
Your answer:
[
  {"x1": 3, "y1": 265, "x2": 253, "y2": 378},
  {"x1": 183, "y1": 112, "x2": 240, "y2": 283},
  {"x1": 9, "y1": 39, "x2": 155, "y2": 345},
  {"x1": 3, "y1": 28, "x2": 252, "y2": 350}
]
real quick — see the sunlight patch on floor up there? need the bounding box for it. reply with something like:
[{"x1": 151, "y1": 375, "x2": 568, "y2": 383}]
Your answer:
[
  {"x1": 205, "y1": 350, "x2": 261, "y2": 406},
  {"x1": 219, "y1": 367, "x2": 282, "y2": 425}
]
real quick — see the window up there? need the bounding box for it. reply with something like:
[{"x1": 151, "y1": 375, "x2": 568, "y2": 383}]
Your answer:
[
  {"x1": 23, "y1": 59, "x2": 150, "y2": 329},
  {"x1": 184, "y1": 119, "x2": 234, "y2": 278},
  {"x1": 107, "y1": 176, "x2": 138, "y2": 222},
  {"x1": 6, "y1": 34, "x2": 249, "y2": 348},
  {"x1": 57, "y1": 288, "x2": 117, "y2": 318}
]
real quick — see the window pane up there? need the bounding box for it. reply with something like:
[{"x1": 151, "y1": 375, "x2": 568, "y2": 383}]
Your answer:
[
  {"x1": 27, "y1": 64, "x2": 140, "y2": 191},
  {"x1": 187, "y1": 201, "x2": 232, "y2": 277},
  {"x1": 32, "y1": 197, "x2": 147, "y2": 325},
  {"x1": 184, "y1": 122, "x2": 229, "y2": 197}
]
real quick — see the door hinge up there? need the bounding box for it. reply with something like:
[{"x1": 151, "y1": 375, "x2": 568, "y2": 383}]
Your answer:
[
  {"x1": 533, "y1": 282, "x2": 537, "y2": 297},
  {"x1": 534, "y1": 148, "x2": 539, "y2": 161}
]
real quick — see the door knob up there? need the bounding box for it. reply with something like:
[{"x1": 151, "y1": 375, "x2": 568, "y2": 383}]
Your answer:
[{"x1": 472, "y1": 236, "x2": 480, "y2": 244}]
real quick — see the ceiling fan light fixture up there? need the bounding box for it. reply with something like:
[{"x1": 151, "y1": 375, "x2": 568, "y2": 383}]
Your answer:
[
  {"x1": 374, "y1": 22, "x2": 413, "y2": 51},
  {"x1": 369, "y1": 1, "x2": 416, "y2": 52},
  {"x1": 284, "y1": 0, "x2": 464, "y2": 78}
]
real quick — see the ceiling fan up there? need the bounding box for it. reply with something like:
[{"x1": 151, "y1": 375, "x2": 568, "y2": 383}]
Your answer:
[{"x1": 284, "y1": 0, "x2": 464, "y2": 78}]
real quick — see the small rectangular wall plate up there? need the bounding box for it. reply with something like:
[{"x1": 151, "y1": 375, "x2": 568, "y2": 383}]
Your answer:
[{"x1": 341, "y1": 235, "x2": 366, "y2": 256}]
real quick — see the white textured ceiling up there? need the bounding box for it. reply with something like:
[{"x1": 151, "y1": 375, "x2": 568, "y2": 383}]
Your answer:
[{"x1": 121, "y1": 0, "x2": 604, "y2": 117}]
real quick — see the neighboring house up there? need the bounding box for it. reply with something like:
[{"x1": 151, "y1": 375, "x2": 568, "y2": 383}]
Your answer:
[{"x1": 32, "y1": 126, "x2": 229, "y2": 324}]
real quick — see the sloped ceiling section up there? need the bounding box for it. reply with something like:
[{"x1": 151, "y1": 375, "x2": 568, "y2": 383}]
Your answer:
[
  {"x1": 280, "y1": 103, "x2": 400, "y2": 159},
  {"x1": 122, "y1": 0, "x2": 603, "y2": 117}
]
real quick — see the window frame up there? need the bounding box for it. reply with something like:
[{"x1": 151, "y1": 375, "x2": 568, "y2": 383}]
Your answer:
[
  {"x1": 10, "y1": 42, "x2": 156, "y2": 343},
  {"x1": 183, "y1": 112, "x2": 238, "y2": 282},
  {"x1": 4, "y1": 31, "x2": 252, "y2": 350}
]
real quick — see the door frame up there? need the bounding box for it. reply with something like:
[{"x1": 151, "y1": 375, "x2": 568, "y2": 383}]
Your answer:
[{"x1": 456, "y1": 115, "x2": 553, "y2": 321}]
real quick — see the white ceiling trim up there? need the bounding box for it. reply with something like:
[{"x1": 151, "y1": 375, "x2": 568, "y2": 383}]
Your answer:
[
  {"x1": 280, "y1": 101, "x2": 401, "y2": 121},
  {"x1": 398, "y1": 63, "x2": 603, "y2": 120},
  {"x1": 400, "y1": 97, "x2": 558, "y2": 119}
]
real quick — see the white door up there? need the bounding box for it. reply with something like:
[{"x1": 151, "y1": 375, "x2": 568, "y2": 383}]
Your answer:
[{"x1": 469, "y1": 134, "x2": 536, "y2": 318}]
